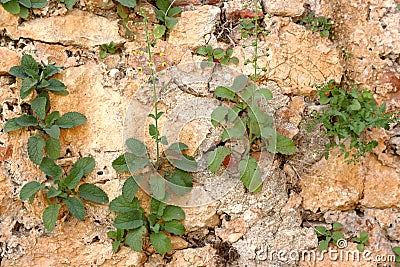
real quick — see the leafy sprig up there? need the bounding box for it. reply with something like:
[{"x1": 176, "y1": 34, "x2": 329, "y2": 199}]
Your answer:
[
  {"x1": 196, "y1": 45, "x2": 239, "y2": 66},
  {"x1": 315, "y1": 222, "x2": 345, "y2": 251},
  {"x1": 100, "y1": 41, "x2": 116, "y2": 59}
]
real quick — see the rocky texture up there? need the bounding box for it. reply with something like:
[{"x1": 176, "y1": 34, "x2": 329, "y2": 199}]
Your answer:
[
  {"x1": 0, "y1": 48, "x2": 20, "y2": 75},
  {"x1": 8, "y1": 10, "x2": 125, "y2": 48},
  {"x1": 263, "y1": 0, "x2": 305, "y2": 17},
  {"x1": 166, "y1": 245, "x2": 218, "y2": 266},
  {"x1": 167, "y1": 5, "x2": 221, "y2": 49}
]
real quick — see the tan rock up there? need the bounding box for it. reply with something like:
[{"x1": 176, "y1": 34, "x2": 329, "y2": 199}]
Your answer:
[
  {"x1": 275, "y1": 96, "x2": 305, "y2": 138},
  {"x1": 263, "y1": 0, "x2": 305, "y2": 17},
  {"x1": 0, "y1": 47, "x2": 20, "y2": 75},
  {"x1": 166, "y1": 245, "x2": 218, "y2": 266},
  {"x1": 361, "y1": 156, "x2": 400, "y2": 208},
  {"x1": 170, "y1": 235, "x2": 189, "y2": 250},
  {"x1": 215, "y1": 217, "x2": 249, "y2": 243},
  {"x1": 0, "y1": 5, "x2": 19, "y2": 36},
  {"x1": 183, "y1": 203, "x2": 219, "y2": 231},
  {"x1": 168, "y1": 5, "x2": 221, "y2": 49},
  {"x1": 300, "y1": 148, "x2": 364, "y2": 212},
  {"x1": 10, "y1": 10, "x2": 125, "y2": 48}
]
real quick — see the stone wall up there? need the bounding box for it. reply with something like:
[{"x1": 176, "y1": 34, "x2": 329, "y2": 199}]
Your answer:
[{"x1": 0, "y1": 0, "x2": 399, "y2": 266}]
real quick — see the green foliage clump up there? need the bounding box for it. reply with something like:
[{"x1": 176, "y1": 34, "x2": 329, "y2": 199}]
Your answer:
[
  {"x1": 196, "y1": 45, "x2": 239, "y2": 66},
  {"x1": 155, "y1": 0, "x2": 182, "y2": 30},
  {"x1": 351, "y1": 231, "x2": 369, "y2": 252},
  {"x1": 298, "y1": 12, "x2": 334, "y2": 38},
  {"x1": 315, "y1": 222, "x2": 345, "y2": 251},
  {"x1": 100, "y1": 41, "x2": 116, "y2": 59},
  {"x1": 5, "y1": 54, "x2": 109, "y2": 231},
  {"x1": 308, "y1": 80, "x2": 398, "y2": 163},
  {"x1": 0, "y1": 0, "x2": 46, "y2": 18},
  {"x1": 392, "y1": 246, "x2": 400, "y2": 265}
]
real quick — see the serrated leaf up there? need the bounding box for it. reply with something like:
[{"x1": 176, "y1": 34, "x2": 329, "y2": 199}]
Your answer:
[
  {"x1": 20, "y1": 78, "x2": 37, "y2": 99},
  {"x1": 165, "y1": 16, "x2": 178, "y2": 28},
  {"x1": 9, "y1": 66, "x2": 28, "y2": 78},
  {"x1": 42, "y1": 64, "x2": 62, "y2": 79},
  {"x1": 207, "y1": 146, "x2": 231, "y2": 173},
  {"x1": 42, "y1": 204, "x2": 60, "y2": 231},
  {"x1": 109, "y1": 196, "x2": 141, "y2": 212},
  {"x1": 21, "y1": 54, "x2": 39, "y2": 78},
  {"x1": 125, "y1": 226, "x2": 147, "y2": 252},
  {"x1": 46, "y1": 78, "x2": 66, "y2": 92},
  {"x1": 113, "y1": 210, "x2": 144, "y2": 229},
  {"x1": 44, "y1": 125, "x2": 60, "y2": 139},
  {"x1": 19, "y1": 181, "x2": 45, "y2": 201},
  {"x1": 56, "y1": 112, "x2": 87, "y2": 128},
  {"x1": 45, "y1": 137, "x2": 60, "y2": 160},
  {"x1": 150, "y1": 232, "x2": 172, "y2": 255},
  {"x1": 40, "y1": 157, "x2": 62, "y2": 179},
  {"x1": 47, "y1": 186, "x2": 62, "y2": 198},
  {"x1": 45, "y1": 111, "x2": 60, "y2": 126},
  {"x1": 125, "y1": 138, "x2": 147, "y2": 157},
  {"x1": 231, "y1": 74, "x2": 248, "y2": 92},
  {"x1": 349, "y1": 99, "x2": 361, "y2": 111},
  {"x1": 156, "y1": 0, "x2": 169, "y2": 12},
  {"x1": 4, "y1": 118, "x2": 25, "y2": 132},
  {"x1": 162, "y1": 206, "x2": 185, "y2": 221},
  {"x1": 155, "y1": 9, "x2": 165, "y2": 22},
  {"x1": 122, "y1": 176, "x2": 138, "y2": 202},
  {"x1": 64, "y1": 197, "x2": 85, "y2": 221},
  {"x1": 116, "y1": 0, "x2": 136, "y2": 8},
  {"x1": 63, "y1": 157, "x2": 95, "y2": 189},
  {"x1": 153, "y1": 24, "x2": 166, "y2": 39},
  {"x1": 167, "y1": 6, "x2": 181, "y2": 16},
  {"x1": 64, "y1": 0, "x2": 76, "y2": 9},
  {"x1": 162, "y1": 220, "x2": 185, "y2": 235},
  {"x1": 31, "y1": 96, "x2": 47, "y2": 120},
  {"x1": 150, "y1": 197, "x2": 166, "y2": 218},
  {"x1": 79, "y1": 183, "x2": 109, "y2": 204},
  {"x1": 149, "y1": 176, "x2": 166, "y2": 200},
  {"x1": 126, "y1": 154, "x2": 150, "y2": 173},
  {"x1": 168, "y1": 169, "x2": 193, "y2": 196},
  {"x1": 28, "y1": 134, "x2": 45, "y2": 165},
  {"x1": 214, "y1": 86, "x2": 235, "y2": 100},
  {"x1": 238, "y1": 156, "x2": 263, "y2": 192},
  {"x1": 15, "y1": 114, "x2": 38, "y2": 127}
]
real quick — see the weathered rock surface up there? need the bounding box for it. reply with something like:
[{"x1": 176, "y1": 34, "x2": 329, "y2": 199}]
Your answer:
[
  {"x1": 166, "y1": 245, "x2": 218, "y2": 266},
  {"x1": 0, "y1": 48, "x2": 20, "y2": 75},
  {"x1": 8, "y1": 10, "x2": 125, "y2": 48},
  {"x1": 168, "y1": 5, "x2": 221, "y2": 49},
  {"x1": 263, "y1": 0, "x2": 305, "y2": 17}
]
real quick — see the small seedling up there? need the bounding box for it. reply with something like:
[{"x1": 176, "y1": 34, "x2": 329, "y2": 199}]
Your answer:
[
  {"x1": 315, "y1": 222, "x2": 345, "y2": 251},
  {"x1": 196, "y1": 45, "x2": 239, "y2": 66},
  {"x1": 100, "y1": 42, "x2": 116, "y2": 59},
  {"x1": 392, "y1": 246, "x2": 400, "y2": 266},
  {"x1": 308, "y1": 80, "x2": 398, "y2": 163},
  {"x1": 351, "y1": 231, "x2": 369, "y2": 252},
  {"x1": 298, "y1": 12, "x2": 334, "y2": 38},
  {"x1": 0, "y1": 0, "x2": 47, "y2": 18},
  {"x1": 155, "y1": 0, "x2": 182, "y2": 30},
  {"x1": 209, "y1": 74, "x2": 296, "y2": 192},
  {"x1": 20, "y1": 157, "x2": 109, "y2": 231}
]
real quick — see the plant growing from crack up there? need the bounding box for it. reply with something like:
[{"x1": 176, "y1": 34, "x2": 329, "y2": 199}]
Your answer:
[
  {"x1": 4, "y1": 55, "x2": 109, "y2": 231},
  {"x1": 196, "y1": 45, "x2": 239, "y2": 66},
  {"x1": 107, "y1": 8, "x2": 194, "y2": 255},
  {"x1": 100, "y1": 41, "x2": 116, "y2": 59},
  {"x1": 207, "y1": 0, "x2": 296, "y2": 192},
  {"x1": 352, "y1": 231, "x2": 368, "y2": 252},
  {"x1": 315, "y1": 222, "x2": 345, "y2": 251},
  {"x1": 307, "y1": 80, "x2": 398, "y2": 163},
  {"x1": 298, "y1": 11, "x2": 334, "y2": 38}
]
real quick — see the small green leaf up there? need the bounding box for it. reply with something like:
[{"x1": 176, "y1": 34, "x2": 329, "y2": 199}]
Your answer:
[
  {"x1": 230, "y1": 57, "x2": 239, "y2": 65},
  {"x1": 9, "y1": 66, "x2": 28, "y2": 78},
  {"x1": 359, "y1": 231, "x2": 368, "y2": 243},
  {"x1": 226, "y1": 48, "x2": 233, "y2": 57},
  {"x1": 162, "y1": 206, "x2": 185, "y2": 221},
  {"x1": 20, "y1": 181, "x2": 45, "y2": 201},
  {"x1": 63, "y1": 157, "x2": 95, "y2": 189},
  {"x1": 211, "y1": 106, "x2": 228, "y2": 126},
  {"x1": 214, "y1": 86, "x2": 235, "y2": 100},
  {"x1": 165, "y1": 16, "x2": 178, "y2": 28},
  {"x1": 197, "y1": 46, "x2": 208, "y2": 55},
  {"x1": 315, "y1": 226, "x2": 329, "y2": 236},
  {"x1": 122, "y1": 176, "x2": 139, "y2": 202},
  {"x1": 168, "y1": 169, "x2": 193, "y2": 196},
  {"x1": 213, "y1": 49, "x2": 224, "y2": 60},
  {"x1": 45, "y1": 111, "x2": 60, "y2": 126},
  {"x1": 150, "y1": 232, "x2": 172, "y2": 255},
  {"x1": 150, "y1": 197, "x2": 166, "y2": 218},
  {"x1": 28, "y1": 134, "x2": 45, "y2": 165},
  {"x1": 112, "y1": 154, "x2": 129, "y2": 173},
  {"x1": 112, "y1": 240, "x2": 121, "y2": 252},
  {"x1": 46, "y1": 78, "x2": 66, "y2": 92},
  {"x1": 162, "y1": 220, "x2": 185, "y2": 235},
  {"x1": 156, "y1": 0, "x2": 169, "y2": 12},
  {"x1": 231, "y1": 74, "x2": 248, "y2": 92},
  {"x1": 332, "y1": 222, "x2": 344, "y2": 231},
  {"x1": 125, "y1": 226, "x2": 147, "y2": 252},
  {"x1": 2, "y1": 0, "x2": 20, "y2": 15},
  {"x1": 42, "y1": 204, "x2": 61, "y2": 231},
  {"x1": 56, "y1": 112, "x2": 87, "y2": 128},
  {"x1": 318, "y1": 239, "x2": 329, "y2": 252},
  {"x1": 63, "y1": 0, "x2": 76, "y2": 9},
  {"x1": 20, "y1": 78, "x2": 37, "y2": 99},
  {"x1": 64, "y1": 197, "x2": 85, "y2": 221},
  {"x1": 31, "y1": 97, "x2": 47, "y2": 120},
  {"x1": 116, "y1": 3, "x2": 128, "y2": 18},
  {"x1": 207, "y1": 146, "x2": 230, "y2": 173},
  {"x1": 4, "y1": 118, "x2": 25, "y2": 132},
  {"x1": 167, "y1": 6, "x2": 181, "y2": 16},
  {"x1": 153, "y1": 24, "x2": 166, "y2": 39},
  {"x1": 40, "y1": 157, "x2": 62, "y2": 179},
  {"x1": 393, "y1": 247, "x2": 400, "y2": 256},
  {"x1": 125, "y1": 138, "x2": 147, "y2": 157},
  {"x1": 349, "y1": 99, "x2": 361, "y2": 111},
  {"x1": 116, "y1": 0, "x2": 136, "y2": 8},
  {"x1": 109, "y1": 196, "x2": 141, "y2": 212},
  {"x1": 42, "y1": 64, "x2": 62, "y2": 79},
  {"x1": 238, "y1": 156, "x2": 263, "y2": 192},
  {"x1": 100, "y1": 50, "x2": 107, "y2": 59},
  {"x1": 47, "y1": 186, "x2": 62, "y2": 198},
  {"x1": 20, "y1": 54, "x2": 39, "y2": 79},
  {"x1": 149, "y1": 176, "x2": 166, "y2": 200},
  {"x1": 357, "y1": 243, "x2": 364, "y2": 252},
  {"x1": 79, "y1": 183, "x2": 109, "y2": 204},
  {"x1": 30, "y1": 0, "x2": 47, "y2": 8},
  {"x1": 44, "y1": 125, "x2": 60, "y2": 139},
  {"x1": 15, "y1": 114, "x2": 38, "y2": 127},
  {"x1": 268, "y1": 134, "x2": 296, "y2": 155},
  {"x1": 113, "y1": 210, "x2": 144, "y2": 229},
  {"x1": 257, "y1": 88, "x2": 273, "y2": 100},
  {"x1": 45, "y1": 137, "x2": 60, "y2": 160}
]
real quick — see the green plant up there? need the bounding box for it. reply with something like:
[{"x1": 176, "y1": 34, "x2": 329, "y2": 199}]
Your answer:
[
  {"x1": 155, "y1": 0, "x2": 182, "y2": 32},
  {"x1": 298, "y1": 12, "x2": 334, "y2": 38},
  {"x1": 0, "y1": 0, "x2": 47, "y2": 18},
  {"x1": 108, "y1": 8, "x2": 192, "y2": 255},
  {"x1": 4, "y1": 54, "x2": 109, "y2": 231},
  {"x1": 209, "y1": 75, "x2": 297, "y2": 192},
  {"x1": 20, "y1": 157, "x2": 109, "y2": 231},
  {"x1": 308, "y1": 80, "x2": 398, "y2": 163},
  {"x1": 392, "y1": 246, "x2": 400, "y2": 266},
  {"x1": 100, "y1": 41, "x2": 116, "y2": 59},
  {"x1": 351, "y1": 231, "x2": 368, "y2": 252},
  {"x1": 115, "y1": 0, "x2": 136, "y2": 8},
  {"x1": 315, "y1": 222, "x2": 345, "y2": 251},
  {"x1": 196, "y1": 45, "x2": 239, "y2": 66},
  {"x1": 59, "y1": 0, "x2": 77, "y2": 9}
]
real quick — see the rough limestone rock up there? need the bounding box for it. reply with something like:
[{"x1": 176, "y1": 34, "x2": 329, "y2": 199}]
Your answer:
[
  {"x1": 9, "y1": 10, "x2": 125, "y2": 47},
  {"x1": 263, "y1": 0, "x2": 305, "y2": 17},
  {"x1": 0, "y1": 48, "x2": 20, "y2": 75},
  {"x1": 166, "y1": 245, "x2": 218, "y2": 266},
  {"x1": 167, "y1": 5, "x2": 221, "y2": 49},
  {"x1": 300, "y1": 148, "x2": 364, "y2": 212}
]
